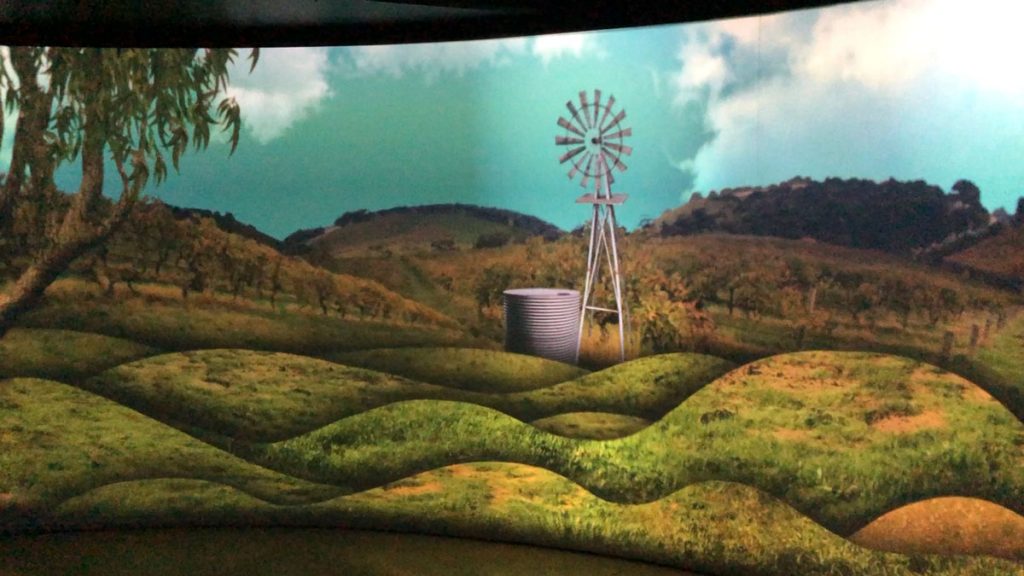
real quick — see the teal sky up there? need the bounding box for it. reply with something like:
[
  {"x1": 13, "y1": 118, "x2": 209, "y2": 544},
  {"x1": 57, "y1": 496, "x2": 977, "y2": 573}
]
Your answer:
[{"x1": 36, "y1": 0, "x2": 1024, "y2": 238}]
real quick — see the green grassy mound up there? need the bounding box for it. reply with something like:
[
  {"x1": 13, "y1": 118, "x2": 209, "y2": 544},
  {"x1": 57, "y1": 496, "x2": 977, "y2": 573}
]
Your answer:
[
  {"x1": 84, "y1": 350, "x2": 732, "y2": 442},
  {"x1": 0, "y1": 329, "x2": 159, "y2": 382},
  {"x1": 51, "y1": 468, "x2": 1022, "y2": 576},
  {"x1": 83, "y1": 350, "x2": 467, "y2": 442},
  {"x1": 239, "y1": 351, "x2": 1023, "y2": 535},
  {"x1": 530, "y1": 412, "x2": 651, "y2": 439},
  {"x1": 328, "y1": 347, "x2": 588, "y2": 393},
  {"x1": 0, "y1": 377, "x2": 341, "y2": 528},
  {"x1": 500, "y1": 353, "x2": 736, "y2": 420}
]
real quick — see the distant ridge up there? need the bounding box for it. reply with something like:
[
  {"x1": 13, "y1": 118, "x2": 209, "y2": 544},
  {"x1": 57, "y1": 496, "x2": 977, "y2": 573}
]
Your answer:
[
  {"x1": 647, "y1": 177, "x2": 993, "y2": 255},
  {"x1": 167, "y1": 206, "x2": 283, "y2": 251},
  {"x1": 282, "y1": 203, "x2": 564, "y2": 256}
]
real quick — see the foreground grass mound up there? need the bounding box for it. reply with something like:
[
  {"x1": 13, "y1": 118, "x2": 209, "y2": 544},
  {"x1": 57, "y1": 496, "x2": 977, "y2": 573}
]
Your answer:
[
  {"x1": 0, "y1": 527, "x2": 690, "y2": 576},
  {"x1": 51, "y1": 467, "x2": 1023, "y2": 576},
  {"x1": 240, "y1": 351, "x2": 1023, "y2": 535},
  {"x1": 500, "y1": 353, "x2": 735, "y2": 420},
  {"x1": 83, "y1": 350, "x2": 466, "y2": 442},
  {"x1": 0, "y1": 377, "x2": 341, "y2": 529},
  {"x1": 530, "y1": 412, "x2": 651, "y2": 439},
  {"x1": 85, "y1": 350, "x2": 733, "y2": 442},
  {"x1": 850, "y1": 497, "x2": 1024, "y2": 562},
  {"x1": 0, "y1": 329, "x2": 158, "y2": 382},
  {"x1": 328, "y1": 347, "x2": 589, "y2": 393}
]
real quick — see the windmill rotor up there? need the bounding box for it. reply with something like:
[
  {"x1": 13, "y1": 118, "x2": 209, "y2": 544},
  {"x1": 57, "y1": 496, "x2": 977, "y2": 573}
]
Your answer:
[{"x1": 556, "y1": 89, "x2": 633, "y2": 195}]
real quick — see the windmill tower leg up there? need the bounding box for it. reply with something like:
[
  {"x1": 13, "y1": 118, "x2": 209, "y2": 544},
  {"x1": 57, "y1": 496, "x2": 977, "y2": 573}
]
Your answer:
[
  {"x1": 606, "y1": 205, "x2": 626, "y2": 362},
  {"x1": 576, "y1": 203, "x2": 601, "y2": 363},
  {"x1": 576, "y1": 201, "x2": 626, "y2": 364}
]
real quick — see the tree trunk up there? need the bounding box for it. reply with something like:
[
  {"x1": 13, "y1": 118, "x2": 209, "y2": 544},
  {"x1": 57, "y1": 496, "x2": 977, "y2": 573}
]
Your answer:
[{"x1": 0, "y1": 230, "x2": 107, "y2": 336}]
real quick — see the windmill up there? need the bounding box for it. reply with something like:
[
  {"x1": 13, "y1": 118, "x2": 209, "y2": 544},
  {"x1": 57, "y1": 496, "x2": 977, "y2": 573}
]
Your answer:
[{"x1": 555, "y1": 89, "x2": 632, "y2": 363}]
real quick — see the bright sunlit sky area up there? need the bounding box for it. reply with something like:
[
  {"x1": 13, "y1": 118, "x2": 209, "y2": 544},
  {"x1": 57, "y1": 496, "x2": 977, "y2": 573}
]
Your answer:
[{"x1": 10, "y1": 0, "x2": 1024, "y2": 238}]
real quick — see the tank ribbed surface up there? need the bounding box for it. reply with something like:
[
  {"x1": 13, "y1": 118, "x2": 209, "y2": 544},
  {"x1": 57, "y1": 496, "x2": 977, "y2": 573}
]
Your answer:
[{"x1": 503, "y1": 288, "x2": 581, "y2": 364}]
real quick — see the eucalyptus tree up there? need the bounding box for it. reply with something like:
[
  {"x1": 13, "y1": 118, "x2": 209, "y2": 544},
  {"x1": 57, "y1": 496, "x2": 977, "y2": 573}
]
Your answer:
[{"x1": 0, "y1": 46, "x2": 256, "y2": 335}]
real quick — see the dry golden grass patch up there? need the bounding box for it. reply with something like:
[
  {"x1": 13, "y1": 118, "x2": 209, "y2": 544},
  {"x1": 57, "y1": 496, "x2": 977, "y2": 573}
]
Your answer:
[
  {"x1": 771, "y1": 428, "x2": 814, "y2": 442},
  {"x1": 381, "y1": 480, "x2": 445, "y2": 497},
  {"x1": 850, "y1": 496, "x2": 1024, "y2": 561}
]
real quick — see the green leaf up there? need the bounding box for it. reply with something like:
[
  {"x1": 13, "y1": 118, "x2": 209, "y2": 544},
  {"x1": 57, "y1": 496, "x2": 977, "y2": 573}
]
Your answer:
[
  {"x1": 248, "y1": 48, "x2": 260, "y2": 74},
  {"x1": 154, "y1": 151, "x2": 168, "y2": 184}
]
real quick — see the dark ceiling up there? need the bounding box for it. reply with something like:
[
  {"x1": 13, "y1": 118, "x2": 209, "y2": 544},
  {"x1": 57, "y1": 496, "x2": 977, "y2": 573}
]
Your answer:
[{"x1": 1, "y1": 1, "x2": 858, "y2": 47}]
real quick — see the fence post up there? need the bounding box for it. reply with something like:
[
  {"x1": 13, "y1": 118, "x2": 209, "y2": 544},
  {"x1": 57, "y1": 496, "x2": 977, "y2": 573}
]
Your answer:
[{"x1": 940, "y1": 331, "x2": 955, "y2": 362}]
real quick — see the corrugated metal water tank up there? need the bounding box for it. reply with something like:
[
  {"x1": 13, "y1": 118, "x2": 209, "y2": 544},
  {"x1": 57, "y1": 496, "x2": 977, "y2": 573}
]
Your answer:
[{"x1": 503, "y1": 288, "x2": 581, "y2": 364}]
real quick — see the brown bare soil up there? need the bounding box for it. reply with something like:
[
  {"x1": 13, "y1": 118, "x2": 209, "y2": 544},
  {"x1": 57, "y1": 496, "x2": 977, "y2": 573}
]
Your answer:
[
  {"x1": 871, "y1": 410, "x2": 947, "y2": 433},
  {"x1": 850, "y1": 496, "x2": 1024, "y2": 561},
  {"x1": 738, "y1": 355, "x2": 851, "y2": 394}
]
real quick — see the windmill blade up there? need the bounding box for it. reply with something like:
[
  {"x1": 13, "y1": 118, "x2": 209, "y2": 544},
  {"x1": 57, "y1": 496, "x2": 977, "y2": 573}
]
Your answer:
[
  {"x1": 603, "y1": 127, "x2": 632, "y2": 141},
  {"x1": 567, "y1": 152, "x2": 582, "y2": 179},
  {"x1": 593, "y1": 89, "x2": 602, "y2": 128},
  {"x1": 559, "y1": 145, "x2": 586, "y2": 164},
  {"x1": 557, "y1": 116, "x2": 585, "y2": 137},
  {"x1": 589, "y1": 153, "x2": 605, "y2": 195},
  {"x1": 597, "y1": 95, "x2": 615, "y2": 132},
  {"x1": 556, "y1": 135, "x2": 585, "y2": 146},
  {"x1": 578, "y1": 91, "x2": 591, "y2": 129},
  {"x1": 580, "y1": 154, "x2": 595, "y2": 189},
  {"x1": 567, "y1": 100, "x2": 588, "y2": 132},
  {"x1": 601, "y1": 109, "x2": 627, "y2": 135},
  {"x1": 604, "y1": 151, "x2": 628, "y2": 172},
  {"x1": 603, "y1": 142, "x2": 633, "y2": 156},
  {"x1": 599, "y1": 152, "x2": 615, "y2": 186}
]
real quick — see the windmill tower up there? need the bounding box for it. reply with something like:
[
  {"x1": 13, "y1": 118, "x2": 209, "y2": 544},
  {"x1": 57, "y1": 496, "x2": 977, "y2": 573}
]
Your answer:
[{"x1": 555, "y1": 89, "x2": 632, "y2": 363}]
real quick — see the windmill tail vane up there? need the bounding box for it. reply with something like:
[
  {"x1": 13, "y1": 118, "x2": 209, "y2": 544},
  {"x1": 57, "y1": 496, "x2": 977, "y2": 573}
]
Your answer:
[{"x1": 555, "y1": 89, "x2": 633, "y2": 363}]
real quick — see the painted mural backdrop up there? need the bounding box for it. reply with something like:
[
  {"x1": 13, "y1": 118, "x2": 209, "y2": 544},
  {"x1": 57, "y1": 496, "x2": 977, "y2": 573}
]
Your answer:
[{"x1": 1, "y1": 1, "x2": 1023, "y2": 575}]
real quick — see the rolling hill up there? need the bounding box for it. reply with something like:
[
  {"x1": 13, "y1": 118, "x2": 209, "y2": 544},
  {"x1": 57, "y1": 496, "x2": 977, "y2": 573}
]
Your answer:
[
  {"x1": 945, "y1": 223, "x2": 1024, "y2": 290},
  {"x1": 282, "y1": 204, "x2": 564, "y2": 258},
  {"x1": 646, "y1": 176, "x2": 994, "y2": 255}
]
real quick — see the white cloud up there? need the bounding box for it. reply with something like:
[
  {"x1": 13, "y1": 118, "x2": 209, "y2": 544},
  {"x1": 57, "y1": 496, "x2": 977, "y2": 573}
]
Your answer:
[
  {"x1": 344, "y1": 31, "x2": 602, "y2": 79},
  {"x1": 531, "y1": 31, "x2": 603, "y2": 65},
  {"x1": 226, "y1": 47, "x2": 331, "y2": 144},
  {"x1": 674, "y1": 37, "x2": 731, "y2": 104},
  {"x1": 801, "y1": 0, "x2": 1024, "y2": 93},
  {"x1": 673, "y1": 0, "x2": 1024, "y2": 207},
  {"x1": 346, "y1": 37, "x2": 527, "y2": 80}
]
